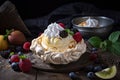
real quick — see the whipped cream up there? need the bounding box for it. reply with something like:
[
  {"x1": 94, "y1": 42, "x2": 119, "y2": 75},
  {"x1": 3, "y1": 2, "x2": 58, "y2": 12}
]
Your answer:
[
  {"x1": 44, "y1": 22, "x2": 64, "y2": 38},
  {"x1": 30, "y1": 22, "x2": 87, "y2": 64},
  {"x1": 79, "y1": 17, "x2": 98, "y2": 27}
]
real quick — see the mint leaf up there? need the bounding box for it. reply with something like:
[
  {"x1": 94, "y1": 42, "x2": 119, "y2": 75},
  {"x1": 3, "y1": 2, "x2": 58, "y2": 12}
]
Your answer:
[
  {"x1": 65, "y1": 29, "x2": 74, "y2": 35},
  {"x1": 109, "y1": 42, "x2": 120, "y2": 56},
  {"x1": 100, "y1": 41, "x2": 107, "y2": 51},
  {"x1": 108, "y1": 31, "x2": 120, "y2": 43},
  {"x1": 100, "y1": 40, "x2": 112, "y2": 51},
  {"x1": 88, "y1": 36, "x2": 102, "y2": 48}
]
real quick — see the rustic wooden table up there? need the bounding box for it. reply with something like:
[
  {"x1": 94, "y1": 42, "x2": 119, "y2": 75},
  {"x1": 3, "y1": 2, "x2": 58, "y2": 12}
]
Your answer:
[
  {"x1": 0, "y1": 56, "x2": 90, "y2": 80},
  {"x1": 0, "y1": 51, "x2": 120, "y2": 80}
]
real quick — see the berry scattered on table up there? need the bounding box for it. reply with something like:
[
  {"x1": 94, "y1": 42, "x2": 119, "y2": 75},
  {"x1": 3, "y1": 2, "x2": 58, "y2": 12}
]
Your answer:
[
  {"x1": 11, "y1": 62, "x2": 22, "y2": 72},
  {"x1": 69, "y1": 72, "x2": 80, "y2": 80},
  {"x1": 23, "y1": 42, "x2": 31, "y2": 51},
  {"x1": 93, "y1": 66, "x2": 103, "y2": 72},
  {"x1": 91, "y1": 47, "x2": 98, "y2": 52},
  {"x1": 18, "y1": 51, "x2": 24, "y2": 56},
  {"x1": 0, "y1": 50, "x2": 11, "y2": 59},
  {"x1": 87, "y1": 72, "x2": 95, "y2": 79},
  {"x1": 10, "y1": 54, "x2": 20, "y2": 63},
  {"x1": 89, "y1": 53, "x2": 98, "y2": 61},
  {"x1": 15, "y1": 46, "x2": 23, "y2": 52},
  {"x1": 19, "y1": 58, "x2": 32, "y2": 73}
]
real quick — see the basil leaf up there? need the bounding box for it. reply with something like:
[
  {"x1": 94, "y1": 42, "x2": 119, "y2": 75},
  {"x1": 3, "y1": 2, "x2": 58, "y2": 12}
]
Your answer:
[
  {"x1": 108, "y1": 31, "x2": 120, "y2": 43},
  {"x1": 88, "y1": 36, "x2": 102, "y2": 48},
  {"x1": 110, "y1": 42, "x2": 120, "y2": 56}
]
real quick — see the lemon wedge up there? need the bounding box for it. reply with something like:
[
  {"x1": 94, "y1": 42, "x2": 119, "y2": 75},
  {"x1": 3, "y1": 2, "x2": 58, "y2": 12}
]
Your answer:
[{"x1": 95, "y1": 65, "x2": 117, "y2": 79}]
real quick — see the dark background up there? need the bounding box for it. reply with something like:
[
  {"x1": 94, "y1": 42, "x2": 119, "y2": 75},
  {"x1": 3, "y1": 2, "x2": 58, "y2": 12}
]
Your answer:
[{"x1": 0, "y1": 0, "x2": 119, "y2": 19}]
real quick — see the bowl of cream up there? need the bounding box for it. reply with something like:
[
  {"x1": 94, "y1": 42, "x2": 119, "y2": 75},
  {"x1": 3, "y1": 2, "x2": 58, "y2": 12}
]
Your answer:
[{"x1": 71, "y1": 16, "x2": 114, "y2": 39}]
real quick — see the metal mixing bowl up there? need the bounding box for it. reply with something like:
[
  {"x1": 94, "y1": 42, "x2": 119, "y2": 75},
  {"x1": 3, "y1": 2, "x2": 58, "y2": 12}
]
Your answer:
[{"x1": 71, "y1": 16, "x2": 114, "y2": 39}]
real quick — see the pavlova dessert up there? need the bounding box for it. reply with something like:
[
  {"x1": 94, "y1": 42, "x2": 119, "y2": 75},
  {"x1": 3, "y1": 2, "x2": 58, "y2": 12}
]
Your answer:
[{"x1": 30, "y1": 22, "x2": 86, "y2": 64}]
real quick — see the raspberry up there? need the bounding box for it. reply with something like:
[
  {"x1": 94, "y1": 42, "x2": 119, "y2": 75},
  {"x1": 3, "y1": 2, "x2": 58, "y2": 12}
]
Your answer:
[
  {"x1": 58, "y1": 23, "x2": 65, "y2": 28},
  {"x1": 73, "y1": 32, "x2": 82, "y2": 42},
  {"x1": 23, "y1": 42, "x2": 31, "y2": 51}
]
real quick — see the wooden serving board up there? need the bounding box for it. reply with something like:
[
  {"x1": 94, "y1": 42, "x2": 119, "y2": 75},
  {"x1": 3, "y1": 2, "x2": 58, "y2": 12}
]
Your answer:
[{"x1": 27, "y1": 52, "x2": 93, "y2": 73}]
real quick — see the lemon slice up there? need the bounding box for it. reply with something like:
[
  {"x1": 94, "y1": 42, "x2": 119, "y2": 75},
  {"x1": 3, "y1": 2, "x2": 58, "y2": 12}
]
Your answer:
[{"x1": 95, "y1": 65, "x2": 117, "y2": 79}]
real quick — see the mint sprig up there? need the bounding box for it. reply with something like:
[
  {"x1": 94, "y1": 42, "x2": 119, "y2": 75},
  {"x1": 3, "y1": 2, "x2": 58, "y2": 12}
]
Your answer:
[
  {"x1": 65, "y1": 29, "x2": 74, "y2": 35},
  {"x1": 88, "y1": 31, "x2": 120, "y2": 56},
  {"x1": 4, "y1": 29, "x2": 13, "y2": 40}
]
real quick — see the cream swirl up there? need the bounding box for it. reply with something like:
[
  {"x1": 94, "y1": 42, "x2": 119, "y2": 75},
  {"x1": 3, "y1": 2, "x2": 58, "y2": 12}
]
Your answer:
[
  {"x1": 79, "y1": 17, "x2": 98, "y2": 27},
  {"x1": 44, "y1": 22, "x2": 64, "y2": 38}
]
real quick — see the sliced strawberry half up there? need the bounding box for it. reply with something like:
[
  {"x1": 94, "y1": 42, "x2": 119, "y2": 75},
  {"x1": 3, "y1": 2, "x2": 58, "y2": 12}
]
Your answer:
[{"x1": 73, "y1": 32, "x2": 82, "y2": 43}]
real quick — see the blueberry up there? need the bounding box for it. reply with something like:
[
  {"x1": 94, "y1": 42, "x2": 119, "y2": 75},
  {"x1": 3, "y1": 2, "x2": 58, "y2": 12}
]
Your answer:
[
  {"x1": 15, "y1": 46, "x2": 23, "y2": 52},
  {"x1": 18, "y1": 51, "x2": 24, "y2": 56},
  {"x1": 93, "y1": 66, "x2": 102, "y2": 72},
  {"x1": 69, "y1": 72, "x2": 79, "y2": 80},
  {"x1": 87, "y1": 72, "x2": 95, "y2": 79},
  {"x1": 11, "y1": 62, "x2": 21, "y2": 72},
  {"x1": 91, "y1": 48, "x2": 98, "y2": 52},
  {"x1": 0, "y1": 50, "x2": 10, "y2": 59}
]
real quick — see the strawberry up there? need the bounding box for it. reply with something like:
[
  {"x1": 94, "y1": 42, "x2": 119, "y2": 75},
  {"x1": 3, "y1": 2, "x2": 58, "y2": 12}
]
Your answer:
[
  {"x1": 10, "y1": 54, "x2": 20, "y2": 63},
  {"x1": 19, "y1": 58, "x2": 32, "y2": 73},
  {"x1": 23, "y1": 42, "x2": 31, "y2": 51},
  {"x1": 58, "y1": 23, "x2": 65, "y2": 28},
  {"x1": 73, "y1": 32, "x2": 82, "y2": 43}
]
